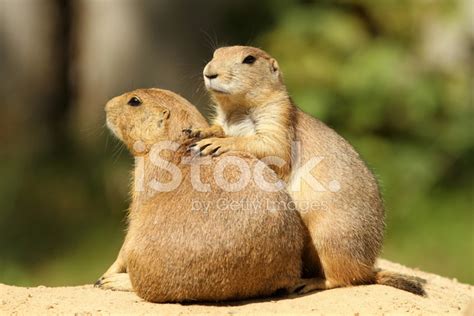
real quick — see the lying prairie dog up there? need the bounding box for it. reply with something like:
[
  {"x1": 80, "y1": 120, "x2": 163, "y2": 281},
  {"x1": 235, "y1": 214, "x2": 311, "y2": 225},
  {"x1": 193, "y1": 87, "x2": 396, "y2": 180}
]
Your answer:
[
  {"x1": 96, "y1": 88, "x2": 317, "y2": 302},
  {"x1": 188, "y1": 46, "x2": 424, "y2": 295}
]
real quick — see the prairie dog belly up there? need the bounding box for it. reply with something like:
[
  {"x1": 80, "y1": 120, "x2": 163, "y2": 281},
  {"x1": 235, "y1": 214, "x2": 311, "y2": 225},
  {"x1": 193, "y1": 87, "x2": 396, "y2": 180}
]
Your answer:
[{"x1": 216, "y1": 109, "x2": 256, "y2": 137}]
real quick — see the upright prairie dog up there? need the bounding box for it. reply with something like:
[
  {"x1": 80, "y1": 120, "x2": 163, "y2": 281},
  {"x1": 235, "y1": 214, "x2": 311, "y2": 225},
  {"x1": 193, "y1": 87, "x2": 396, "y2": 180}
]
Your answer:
[
  {"x1": 96, "y1": 88, "x2": 316, "y2": 302},
  {"x1": 189, "y1": 46, "x2": 424, "y2": 295}
]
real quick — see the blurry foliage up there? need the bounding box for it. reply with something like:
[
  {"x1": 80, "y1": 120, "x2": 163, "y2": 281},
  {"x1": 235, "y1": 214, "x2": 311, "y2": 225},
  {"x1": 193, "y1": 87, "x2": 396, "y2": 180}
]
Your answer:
[
  {"x1": 261, "y1": 0, "x2": 473, "y2": 282},
  {"x1": 0, "y1": 0, "x2": 472, "y2": 286}
]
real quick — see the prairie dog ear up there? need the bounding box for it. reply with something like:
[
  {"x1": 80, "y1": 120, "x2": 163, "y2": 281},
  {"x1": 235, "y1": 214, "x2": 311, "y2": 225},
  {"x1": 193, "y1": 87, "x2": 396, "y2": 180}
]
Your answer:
[
  {"x1": 157, "y1": 108, "x2": 170, "y2": 128},
  {"x1": 270, "y1": 58, "x2": 279, "y2": 73},
  {"x1": 161, "y1": 109, "x2": 170, "y2": 120}
]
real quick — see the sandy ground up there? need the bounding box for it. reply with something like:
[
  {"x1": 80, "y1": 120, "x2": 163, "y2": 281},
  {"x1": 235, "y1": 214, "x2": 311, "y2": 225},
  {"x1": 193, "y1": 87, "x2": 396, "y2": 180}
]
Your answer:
[{"x1": 1, "y1": 259, "x2": 472, "y2": 315}]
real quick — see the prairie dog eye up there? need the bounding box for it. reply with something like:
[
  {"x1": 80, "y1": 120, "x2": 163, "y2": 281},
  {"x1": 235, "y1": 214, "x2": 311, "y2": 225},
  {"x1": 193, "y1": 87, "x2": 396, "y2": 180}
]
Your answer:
[
  {"x1": 242, "y1": 55, "x2": 256, "y2": 64},
  {"x1": 128, "y1": 96, "x2": 142, "y2": 107}
]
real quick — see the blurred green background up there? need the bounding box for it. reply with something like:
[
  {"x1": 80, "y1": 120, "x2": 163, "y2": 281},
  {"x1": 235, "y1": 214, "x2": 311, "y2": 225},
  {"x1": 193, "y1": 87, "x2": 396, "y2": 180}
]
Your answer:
[{"x1": 1, "y1": 0, "x2": 472, "y2": 286}]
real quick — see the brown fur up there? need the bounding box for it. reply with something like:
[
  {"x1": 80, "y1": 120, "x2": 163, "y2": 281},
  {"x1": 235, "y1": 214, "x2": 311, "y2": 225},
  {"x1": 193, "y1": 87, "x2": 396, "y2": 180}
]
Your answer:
[
  {"x1": 191, "y1": 46, "x2": 425, "y2": 295},
  {"x1": 96, "y1": 88, "x2": 315, "y2": 302}
]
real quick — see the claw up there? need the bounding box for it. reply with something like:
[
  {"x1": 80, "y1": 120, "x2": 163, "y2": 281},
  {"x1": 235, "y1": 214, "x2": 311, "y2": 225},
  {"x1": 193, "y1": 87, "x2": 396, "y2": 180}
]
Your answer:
[
  {"x1": 210, "y1": 146, "x2": 221, "y2": 156},
  {"x1": 94, "y1": 277, "x2": 103, "y2": 287},
  {"x1": 199, "y1": 143, "x2": 211, "y2": 151},
  {"x1": 94, "y1": 273, "x2": 133, "y2": 292}
]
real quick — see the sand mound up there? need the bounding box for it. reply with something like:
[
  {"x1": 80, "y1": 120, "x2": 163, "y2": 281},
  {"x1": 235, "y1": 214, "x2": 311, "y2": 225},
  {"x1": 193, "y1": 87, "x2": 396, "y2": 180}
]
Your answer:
[{"x1": 1, "y1": 259, "x2": 472, "y2": 315}]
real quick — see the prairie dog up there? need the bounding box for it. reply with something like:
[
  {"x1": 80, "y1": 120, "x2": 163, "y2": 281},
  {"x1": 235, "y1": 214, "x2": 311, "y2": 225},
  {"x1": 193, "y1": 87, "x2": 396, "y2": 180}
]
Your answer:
[
  {"x1": 190, "y1": 46, "x2": 424, "y2": 295},
  {"x1": 97, "y1": 88, "x2": 315, "y2": 302}
]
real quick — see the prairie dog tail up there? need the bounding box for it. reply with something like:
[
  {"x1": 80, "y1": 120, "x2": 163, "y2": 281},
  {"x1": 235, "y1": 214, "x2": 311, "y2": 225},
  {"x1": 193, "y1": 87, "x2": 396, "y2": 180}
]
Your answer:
[{"x1": 375, "y1": 270, "x2": 426, "y2": 296}]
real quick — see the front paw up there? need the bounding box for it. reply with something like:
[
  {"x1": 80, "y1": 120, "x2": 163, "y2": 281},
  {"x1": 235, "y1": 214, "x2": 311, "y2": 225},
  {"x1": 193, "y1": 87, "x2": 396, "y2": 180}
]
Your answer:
[
  {"x1": 94, "y1": 273, "x2": 133, "y2": 292},
  {"x1": 190, "y1": 138, "x2": 231, "y2": 157},
  {"x1": 182, "y1": 125, "x2": 225, "y2": 139},
  {"x1": 182, "y1": 127, "x2": 205, "y2": 139}
]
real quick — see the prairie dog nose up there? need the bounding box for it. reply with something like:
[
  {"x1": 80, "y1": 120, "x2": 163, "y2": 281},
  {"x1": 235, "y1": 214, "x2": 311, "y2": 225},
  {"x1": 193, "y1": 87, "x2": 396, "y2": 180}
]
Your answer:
[
  {"x1": 205, "y1": 73, "x2": 218, "y2": 80},
  {"x1": 104, "y1": 97, "x2": 117, "y2": 112}
]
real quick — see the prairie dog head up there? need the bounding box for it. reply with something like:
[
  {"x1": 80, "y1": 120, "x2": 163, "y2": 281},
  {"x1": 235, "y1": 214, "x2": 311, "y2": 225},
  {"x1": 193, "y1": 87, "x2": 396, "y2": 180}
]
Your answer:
[
  {"x1": 203, "y1": 46, "x2": 284, "y2": 106},
  {"x1": 105, "y1": 88, "x2": 207, "y2": 155}
]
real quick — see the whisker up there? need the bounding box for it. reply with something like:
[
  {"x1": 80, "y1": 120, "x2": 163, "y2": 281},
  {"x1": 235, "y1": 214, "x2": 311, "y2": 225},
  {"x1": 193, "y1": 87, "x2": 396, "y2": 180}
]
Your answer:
[
  {"x1": 104, "y1": 133, "x2": 110, "y2": 152},
  {"x1": 112, "y1": 143, "x2": 126, "y2": 164},
  {"x1": 201, "y1": 29, "x2": 217, "y2": 51},
  {"x1": 77, "y1": 122, "x2": 106, "y2": 140},
  {"x1": 245, "y1": 33, "x2": 257, "y2": 47}
]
